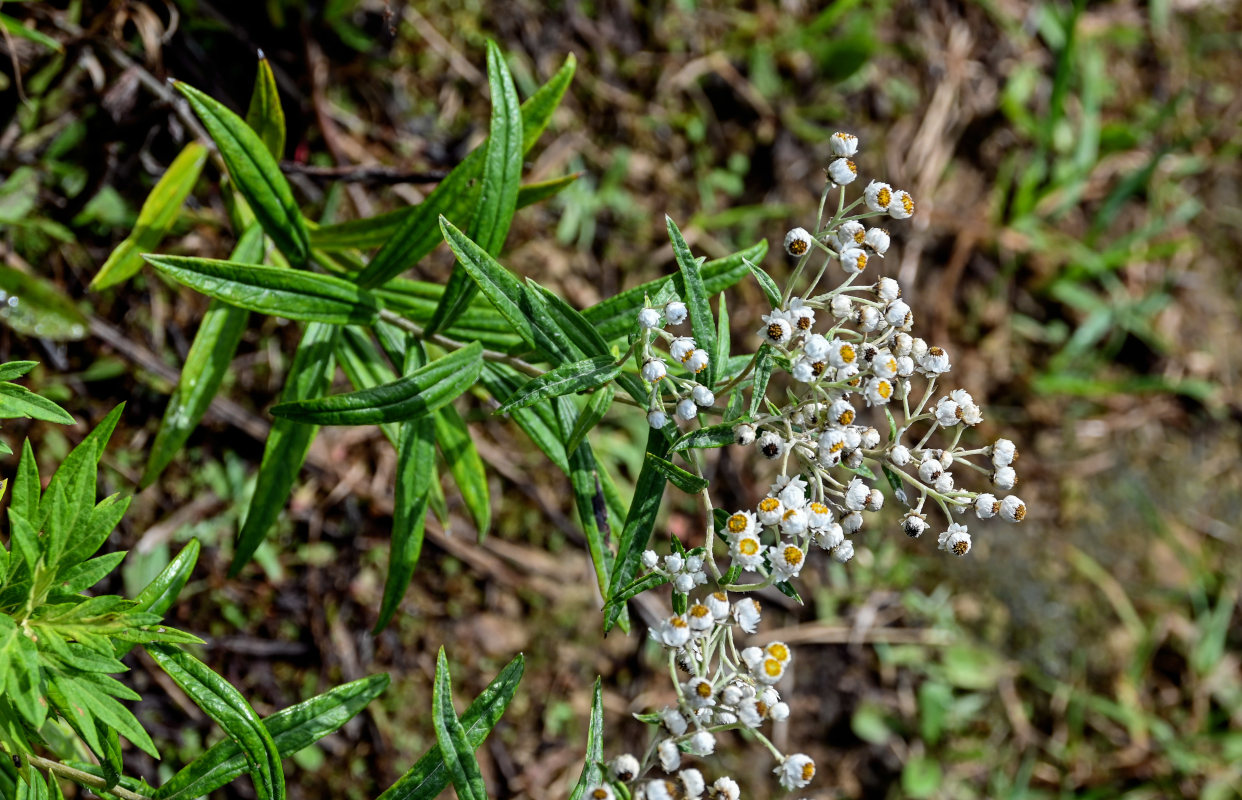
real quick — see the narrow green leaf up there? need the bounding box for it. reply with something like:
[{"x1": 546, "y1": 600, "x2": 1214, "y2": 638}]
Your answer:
[
  {"x1": 374, "y1": 414, "x2": 434, "y2": 633},
  {"x1": 336, "y1": 326, "x2": 402, "y2": 447},
  {"x1": 231, "y1": 322, "x2": 338, "y2": 574},
  {"x1": 669, "y1": 422, "x2": 737, "y2": 453},
  {"x1": 145, "y1": 644, "x2": 283, "y2": 800},
  {"x1": 152, "y1": 674, "x2": 389, "y2": 800},
  {"x1": 496, "y1": 356, "x2": 620, "y2": 414},
  {"x1": 10, "y1": 438, "x2": 40, "y2": 522},
  {"x1": 583, "y1": 240, "x2": 767, "y2": 342},
  {"x1": 434, "y1": 405, "x2": 491, "y2": 541},
  {"x1": 432, "y1": 649, "x2": 488, "y2": 800},
  {"x1": 568, "y1": 678, "x2": 605, "y2": 800},
  {"x1": 377, "y1": 654, "x2": 524, "y2": 800},
  {"x1": 92, "y1": 143, "x2": 209, "y2": 290},
  {"x1": 0, "y1": 13, "x2": 62, "y2": 53},
  {"x1": 749, "y1": 344, "x2": 774, "y2": 417},
  {"x1": 245, "y1": 52, "x2": 286, "y2": 159},
  {"x1": 352, "y1": 53, "x2": 576, "y2": 287},
  {"x1": 604, "y1": 430, "x2": 671, "y2": 633},
  {"x1": 480, "y1": 363, "x2": 568, "y2": 473},
  {"x1": 564, "y1": 383, "x2": 613, "y2": 455},
  {"x1": 134, "y1": 539, "x2": 201, "y2": 616},
  {"x1": 145, "y1": 254, "x2": 379, "y2": 325},
  {"x1": 0, "y1": 361, "x2": 37, "y2": 381},
  {"x1": 552, "y1": 398, "x2": 613, "y2": 599},
  {"x1": 0, "y1": 265, "x2": 89, "y2": 340},
  {"x1": 0, "y1": 382, "x2": 74, "y2": 424},
  {"x1": 57, "y1": 551, "x2": 127, "y2": 594},
  {"x1": 602, "y1": 571, "x2": 669, "y2": 610},
  {"x1": 142, "y1": 225, "x2": 264, "y2": 487},
  {"x1": 647, "y1": 453, "x2": 708, "y2": 494},
  {"x1": 426, "y1": 39, "x2": 523, "y2": 335},
  {"x1": 271, "y1": 341, "x2": 482, "y2": 425},
  {"x1": 666, "y1": 216, "x2": 717, "y2": 387},
  {"x1": 174, "y1": 80, "x2": 309, "y2": 264},
  {"x1": 746, "y1": 257, "x2": 783, "y2": 308}
]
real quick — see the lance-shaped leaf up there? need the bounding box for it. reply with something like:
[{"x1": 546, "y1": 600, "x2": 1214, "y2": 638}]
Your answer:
[
  {"x1": 669, "y1": 421, "x2": 738, "y2": 453},
  {"x1": 0, "y1": 265, "x2": 88, "y2": 341},
  {"x1": 375, "y1": 412, "x2": 434, "y2": 633},
  {"x1": 481, "y1": 362, "x2": 568, "y2": 473},
  {"x1": 377, "y1": 654, "x2": 524, "y2": 800},
  {"x1": 174, "y1": 80, "x2": 309, "y2": 264},
  {"x1": 232, "y1": 322, "x2": 338, "y2": 574},
  {"x1": 145, "y1": 644, "x2": 284, "y2": 800},
  {"x1": 496, "y1": 356, "x2": 621, "y2": 414},
  {"x1": 582, "y1": 240, "x2": 767, "y2": 342},
  {"x1": 271, "y1": 342, "x2": 483, "y2": 425},
  {"x1": 426, "y1": 39, "x2": 523, "y2": 336},
  {"x1": 666, "y1": 216, "x2": 718, "y2": 388},
  {"x1": 568, "y1": 678, "x2": 605, "y2": 800},
  {"x1": 434, "y1": 404, "x2": 491, "y2": 541},
  {"x1": 0, "y1": 381, "x2": 74, "y2": 424},
  {"x1": 746, "y1": 257, "x2": 783, "y2": 308},
  {"x1": 142, "y1": 225, "x2": 264, "y2": 488},
  {"x1": 604, "y1": 429, "x2": 671, "y2": 633},
  {"x1": 749, "y1": 344, "x2": 774, "y2": 417},
  {"x1": 134, "y1": 539, "x2": 201, "y2": 617},
  {"x1": 647, "y1": 453, "x2": 709, "y2": 494},
  {"x1": 145, "y1": 254, "x2": 379, "y2": 325},
  {"x1": 92, "y1": 143, "x2": 208, "y2": 290},
  {"x1": 432, "y1": 649, "x2": 488, "y2": 800},
  {"x1": 553, "y1": 397, "x2": 613, "y2": 600},
  {"x1": 353, "y1": 53, "x2": 576, "y2": 287},
  {"x1": 151, "y1": 674, "x2": 388, "y2": 800},
  {"x1": 245, "y1": 51, "x2": 286, "y2": 160}
]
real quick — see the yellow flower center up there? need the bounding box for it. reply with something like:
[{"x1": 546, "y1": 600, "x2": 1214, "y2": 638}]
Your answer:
[
  {"x1": 802, "y1": 762, "x2": 816, "y2": 780},
  {"x1": 841, "y1": 344, "x2": 856, "y2": 363},
  {"x1": 952, "y1": 540, "x2": 969, "y2": 555},
  {"x1": 758, "y1": 497, "x2": 780, "y2": 513},
  {"x1": 853, "y1": 226, "x2": 865, "y2": 243},
  {"x1": 789, "y1": 239, "x2": 808, "y2": 256},
  {"x1": 877, "y1": 380, "x2": 893, "y2": 399},
  {"x1": 838, "y1": 409, "x2": 855, "y2": 425},
  {"x1": 689, "y1": 604, "x2": 710, "y2": 619},
  {"x1": 727, "y1": 514, "x2": 748, "y2": 533},
  {"x1": 739, "y1": 538, "x2": 759, "y2": 556},
  {"x1": 1013, "y1": 504, "x2": 1027, "y2": 521},
  {"x1": 767, "y1": 642, "x2": 790, "y2": 662},
  {"x1": 811, "y1": 361, "x2": 827, "y2": 376},
  {"x1": 783, "y1": 546, "x2": 803, "y2": 566},
  {"x1": 810, "y1": 502, "x2": 828, "y2": 515},
  {"x1": 763, "y1": 658, "x2": 783, "y2": 677},
  {"x1": 696, "y1": 681, "x2": 713, "y2": 698},
  {"x1": 782, "y1": 508, "x2": 799, "y2": 521},
  {"x1": 877, "y1": 187, "x2": 892, "y2": 207},
  {"x1": 901, "y1": 193, "x2": 914, "y2": 214},
  {"x1": 796, "y1": 315, "x2": 812, "y2": 330},
  {"x1": 767, "y1": 323, "x2": 785, "y2": 340}
]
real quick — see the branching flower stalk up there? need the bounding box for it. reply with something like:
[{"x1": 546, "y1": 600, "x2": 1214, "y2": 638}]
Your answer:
[{"x1": 584, "y1": 131, "x2": 1029, "y2": 799}]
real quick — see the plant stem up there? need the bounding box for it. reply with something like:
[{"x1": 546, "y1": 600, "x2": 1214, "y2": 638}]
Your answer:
[{"x1": 27, "y1": 755, "x2": 152, "y2": 800}]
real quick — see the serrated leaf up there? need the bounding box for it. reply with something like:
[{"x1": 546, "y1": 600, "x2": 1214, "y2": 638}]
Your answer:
[
  {"x1": 92, "y1": 143, "x2": 209, "y2": 290},
  {"x1": 434, "y1": 404, "x2": 490, "y2": 541},
  {"x1": 146, "y1": 644, "x2": 284, "y2": 800},
  {"x1": 271, "y1": 341, "x2": 483, "y2": 425},
  {"x1": 145, "y1": 255, "x2": 379, "y2": 325},
  {"x1": 568, "y1": 678, "x2": 605, "y2": 800},
  {"x1": 142, "y1": 225, "x2": 264, "y2": 487},
  {"x1": 604, "y1": 430, "x2": 671, "y2": 633},
  {"x1": 426, "y1": 39, "x2": 523, "y2": 336},
  {"x1": 496, "y1": 356, "x2": 621, "y2": 414},
  {"x1": 245, "y1": 52, "x2": 286, "y2": 159},
  {"x1": 746, "y1": 257, "x2": 783, "y2": 308},
  {"x1": 232, "y1": 322, "x2": 338, "y2": 574},
  {"x1": 646, "y1": 453, "x2": 708, "y2": 494},
  {"x1": 377, "y1": 654, "x2": 524, "y2": 800},
  {"x1": 174, "y1": 81, "x2": 309, "y2": 264}
]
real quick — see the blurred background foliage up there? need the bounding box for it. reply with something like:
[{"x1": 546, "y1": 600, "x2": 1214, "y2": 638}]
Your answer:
[{"x1": 1, "y1": 0, "x2": 1240, "y2": 798}]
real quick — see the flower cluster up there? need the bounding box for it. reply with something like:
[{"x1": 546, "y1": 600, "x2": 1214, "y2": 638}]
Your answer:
[{"x1": 635, "y1": 300, "x2": 718, "y2": 429}]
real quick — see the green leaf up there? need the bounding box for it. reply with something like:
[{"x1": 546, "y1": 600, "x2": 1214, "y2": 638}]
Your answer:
[
  {"x1": 0, "y1": 265, "x2": 89, "y2": 341},
  {"x1": 426, "y1": 39, "x2": 524, "y2": 336},
  {"x1": 746, "y1": 257, "x2": 783, "y2": 308},
  {"x1": 0, "y1": 13, "x2": 62, "y2": 53},
  {"x1": 480, "y1": 363, "x2": 568, "y2": 473},
  {"x1": 377, "y1": 654, "x2": 524, "y2": 800},
  {"x1": 56, "y1": 672, "x2": 159, "y2": 758},
  {"x1": 145, "y1": 255, "x2": 379, "y2": 325},
  {"x1": 434, "y1": 405, "x2": 491, "y2": 541},
  {"x1": 271, "y1": 341, "x2": 483, "y2": 425},
  {"x1": 145, "y1": 644, "x2": 284, "y2": 800},
  {"x1": 553, "y1": 398, "x2": 613, "y2": 600},
  {"x1": 582, "y1": 240, "x2": 766, "y2": 342},
  {"x1": 496, "y1": 356, "x2": 620, "y2": 414},
  {"x1": 142, "y1": 225, "x2": 264, "y2": 487},
  {"x1": 901, "y1": 756, "x2": 943, "y2": 798},
  {"x1": 232, "y1": 322, "x2": 338, "y2": 574},
  {"x1": 646, "y1": 453, "x2": 708, "y2": 494},
  {"x1": 351, "y1": 53, "x2": 575, "y2": 287},
  {"x1": 666, "y1": 216, "x2": 717, "y2": 388},
  {"x1": 881, "y1": 464, "x2": 906, "y2": 501},
  {"x1": 432, "y1": 649, "x2": 489, "y2": 800},
  {"x1": 374, "y1": 413, "x2": 434, "y2": 633},
  {"x1": 564, "y1": 383, "x2": 613, "y2": 455},
  {"x1": 134, "y1": 539, "x2": 201, "y2": 617},
  {"x1": 245, "y1": 52, "x2": 286, "y2": 159},
  {"x1": 0, "y1": 360, "x2": 37, "y2": 382},
  {"x1": 10, "y1": 438, "x2": 40, "y2": 522},
  {"x1": 91, "y1": 143, "x2": 209, "y2": 290},
  {"x1": 669, "y1": 422, "x2": 737, "y2": 453},
  {"x1": 152, "y1": 674, "x2": 389, "y2": 800},
  {"x1": 749, "y1": 344, "x2": 774, "y2": 417},
  {"x1": 568, "y1": 678, "x2": 605, "y2": 800},
  {"x1": 602, "y1": 571, "x2": 669, "y2": 610},
  {"x1": 57, "y1": 551, "x2": 126, "y2": 593},
  {"x1": 604, "y1": 429, "x2": 671, "y2": 633},
  {"x1": 174, "y1": 81, "x2": 309, "y2": 264},
  {"x1": 0, "y1": 382, "x2": 74, "y2": 424},
  {"x1": 336, "y1": 326, "x2": 403, "y2": 447}
]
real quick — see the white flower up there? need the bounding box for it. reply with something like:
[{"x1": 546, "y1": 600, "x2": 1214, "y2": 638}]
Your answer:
[
  {"x1": 765, "y1": 642, "x2": 792, "y2": 665},
  {"x1": 807, "y1": 501, "x2": 833, "y2": 529},
  {"x1": 741, "y1": 646, "x2": 764, "y2": 669},
  {"x1": 802, "y1": 333, "x2": 830, "y2": 361},
  {"x1": 828, "y1": 338, "x2": 858, "y2": 368},
  {"x1": 691, "y1": 385, "x2": 715, "y2": 407},
  {"x1": 759, "y1": 310, "x2": 794, "y2": 346},
  {"x1": 864, "y1": 180, "x2": 893, "y2": 212},
  {"x1": 711, "y1": 776, "x2": 740, "y2": 800},
  {"x1": 642, "y1": 550, "x2": 660, "y2": 569},
  {"x1": 816, "y1": 522, "x2": 844, "y2": 550},
  {"x1": 890, "y1": 444, "x2": 911, "y2": 466},
  {"x1": 729, "y1": 533, "x2": 765, "y2": 571},
  {"x1": 938, "y1": 522, "x2": 971, "y2": 555},
  {"x1": 864, "y1": 377, "x2": 894, "y2": 406},
  {"x1": 918, "y1": 458, "x2": 943, "y2": 483},
  {"x1": 791, "y1": 357, "x2": 817, "y2": 383},
  {"x1": 610, "y1": 754, "x2": 639, "y2": 782},
  {"x1": 653, "y1": 615, "x2": 691, "y2": 648},
  {"x1": 786, "y1": 296, "x2": 816, "y2": 333},
  {"x1": 687, "y1": 603, "x2": 715, "y2": 634},
  {"x1": 776, "y1": 754, "x2": 816, "y2": 790},
  {"x1": 676, "y1": 398, "x2": 698, "y2": 421},
  {"x1": 733, "y1": 598, "x2": 761, "y2": 633},
  {"x1": 934, "y1": 472, "x2": 955, "y2": 494},
  {"x1": 648, "y1": 410, "x2": 669, "y2": 429},
  {"x1": 840, "y1": 247, "x2": 868, "y2": 273},
  {"x1": 992, "y1": 438, "x2": 1017, "y2": 467},
  {"x1": 826, "y1": 398, "x2": 854, "y2": 426},
  {"x1": 843, "y1": 427, "x2": 863, "y2": 450},
  {"x1": 769, "y1": 543, "x2": 806, "y2": 578},
  {"x1": 784, "y1": 227, "x2": 814, "y2": 257},
  {"x1": 661, "y1": 707, "x2": 688, "y2": 736},
  {"x1": 685, "y1": 730, "x2": 715, "y2": 757},
  {"x1": 684, "y1": 675, "x2": 716, "y2": 707},
  {"x1": 817, "y1": 429, "x2": 845, "y2": 465},
  {"x1": 828, "y1": 157, "x2": 858, "y2": 185},
  {"x1": 1000, "y1": 495, "x2": 1026, "y2": 522},
  {"x1": 707, "y1": 591, "x2": 730, "y2": 619},
  {"x1": 896, "y1": 355, "x2": 915, "y2": 376},
  {"x1": 876, "y1": 277, "x2": 900, "y2": 302},
  {"x1": 893, "y1": 332, "x2": 914, "y2": 357},
  {"x1": 861, "y1": 427, "x2": 881, "y2": 449},
  {"x1": 872, "y1": 350, "x2": 899, "y2": 380},
  {"x1": 758, "y1": 433, "x2": 785, "y2": 460},
  {"x1": 752, "y1": 654, "x2": 785, "y2": 685},
  {"x1": 910, "y1": 337, "x2": 929, "y2": 361},
  {"x1": 866, "y1": 488, "x2": 884, "y2": 511},
  {"x1": 775, "y1": 474, "x2": 808, "y2": 509},
  {"x1": 665, "y1": 300, "x2": 688, "y2": 325},
  {"x1": 638, "y1": 307, "x2": 662, "y2": 329},
  {"x1": 992, "y1": 466, "x2": 1017, "y2": 491},
  {"x1": 769, "y1": 700, "x2": 790, "y2": 721},
  {"x1": 658, "y1": 739, "x2": 681, "y2": 773},
  {"x1": 934, "y1": 396, "x2": 961, "y2": 426},
  {"x1": 865, "y1": 227, "x2": 891, "y2": 255},
  {"x1": 885, "y1": 299, "x2": 912, "y2": 329},
  {"x1": 888, "y1": 189, "x2": 915, "y2": 219},
  {"x1": 961, "y1": 402, "x2": 984, "y2": 425},
  {"x1": 723, "y1": 510, "x2": 757, "y2": 538},
  {"x1": 841, "y1": 510, "x2": 864, "y2": 533},
  {"x1": 975, "y1": 493, "x2": 999, "y2": 518},
  {"x1": 642, "y1": 358, "x2": 667, "y2": 382},
  {"x1": 902, "y1": 513, "x2": 928, "y2": 538},
  {"x1": 648, "y1": 778, "x2": 676, "y2": 800},
  {"x1": 664, "y1": 554, "x2": 685, "y2": 573},
  {"x1": 830, "y1": 293, "x2": 853, "y2": 318},
  {"x1": 920, "y1": 346, "x2": 951, "y2": 374},
  {"x1": 585, "y1": 785, "x2": 615, "y2": 800},
  {"x1": 738, "y1": 698, "x2": 763, "y2": 728},
  {"x1": 756, "y1": 495, "x2": 784, "y2": 525},
  {"x1": 835, "y1": 221, "x2": 865, "y2": 250},
  {"x1": 684, "y1": 349, "x2": 709, "y2": 374},
  {"x1": 831, "y1": 540, "x2": 856, "y2": 562},
  {"x1": 844, "y1": 477, "x2": 869, "y2": 511},
  {"x1": 734, "y1": 423, "x2": 756, "y2": 446},
  {"x1": 830, "y1": 131, "x2": 859, "y2": 156},
  {"x1": 670, "y1": 337, "x2": 695, "y2": 362}
]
